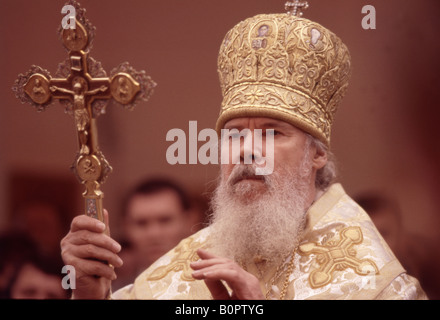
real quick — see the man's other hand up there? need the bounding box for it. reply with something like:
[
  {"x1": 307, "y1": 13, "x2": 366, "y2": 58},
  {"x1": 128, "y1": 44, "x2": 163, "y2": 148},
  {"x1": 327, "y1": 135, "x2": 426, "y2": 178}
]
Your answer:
[{"x1": 191, "y1": 249, "x2": 264, "y2": 300}]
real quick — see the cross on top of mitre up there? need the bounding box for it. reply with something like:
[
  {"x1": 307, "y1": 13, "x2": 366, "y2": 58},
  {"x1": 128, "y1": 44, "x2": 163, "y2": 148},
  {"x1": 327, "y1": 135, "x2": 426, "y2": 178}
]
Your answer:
[
  {"x1": 13, "y1": 0, "x2": 156, "y2": 117},
  {"x1": 285, "y1": 0, "x2": 310, "y2": 17}
]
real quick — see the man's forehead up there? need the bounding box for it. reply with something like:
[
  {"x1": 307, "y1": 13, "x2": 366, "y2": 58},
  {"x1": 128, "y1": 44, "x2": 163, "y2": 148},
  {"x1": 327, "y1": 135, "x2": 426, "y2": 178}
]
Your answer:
[{"x1": 223, "y1": 117, "x2": 296, "y2": 130}]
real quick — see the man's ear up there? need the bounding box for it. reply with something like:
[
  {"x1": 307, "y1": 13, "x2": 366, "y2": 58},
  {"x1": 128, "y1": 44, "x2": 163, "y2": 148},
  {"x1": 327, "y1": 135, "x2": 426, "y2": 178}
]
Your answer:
[{"x1": 312, "y1": 145, "x2": 328, "y2": 170}]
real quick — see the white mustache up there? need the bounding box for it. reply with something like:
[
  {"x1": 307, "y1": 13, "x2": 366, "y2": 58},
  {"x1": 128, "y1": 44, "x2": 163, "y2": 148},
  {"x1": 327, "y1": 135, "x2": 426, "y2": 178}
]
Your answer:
[{"x1": 227, "y1": 164, "x2": 267, "y2": 186}]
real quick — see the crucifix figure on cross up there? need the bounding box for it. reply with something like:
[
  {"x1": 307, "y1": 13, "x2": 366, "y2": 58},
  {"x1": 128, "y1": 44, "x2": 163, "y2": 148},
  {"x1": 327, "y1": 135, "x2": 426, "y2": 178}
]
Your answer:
[
  {"x1": 285, "y1": 0, "x2": 310, "y2": 17},
  {"x1": 12, "y1": 0, "x2": 156, "y2": 228}
]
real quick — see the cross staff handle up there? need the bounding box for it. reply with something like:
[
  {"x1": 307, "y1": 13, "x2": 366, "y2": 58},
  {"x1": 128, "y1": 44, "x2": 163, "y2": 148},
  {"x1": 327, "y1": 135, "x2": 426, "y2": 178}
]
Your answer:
[{"x1": 83, "y1": 188, "x2": 108, "y2": 235}]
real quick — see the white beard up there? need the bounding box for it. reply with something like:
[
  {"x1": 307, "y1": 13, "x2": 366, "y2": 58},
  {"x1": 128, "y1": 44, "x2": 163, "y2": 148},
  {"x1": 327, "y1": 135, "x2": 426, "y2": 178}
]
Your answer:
[{"x1": 208, "y1": 151, "x2": 313, "y2": 265}]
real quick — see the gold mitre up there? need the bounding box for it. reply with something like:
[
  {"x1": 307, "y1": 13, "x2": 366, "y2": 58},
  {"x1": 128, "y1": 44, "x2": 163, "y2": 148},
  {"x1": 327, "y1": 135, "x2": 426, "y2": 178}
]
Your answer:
[{"x1": 215, "y1": 12, "x2": 351, "y2": 146}]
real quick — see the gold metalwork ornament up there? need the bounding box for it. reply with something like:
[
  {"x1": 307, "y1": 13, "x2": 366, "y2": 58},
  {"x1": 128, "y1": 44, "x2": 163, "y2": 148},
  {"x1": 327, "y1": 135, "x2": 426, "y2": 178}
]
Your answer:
[
  {"x1": 266, "y1": 249, "x2": 297, "y2": 300},
  {"x1": 62, "y1": 19, "x2": 89, "y2": 51},
  {"x1": 277, "y1": 250, "x2": 296, "y2": 300},
  {"x1": 216, "y1": 13, "x2": 351, "y2": 146},
  {"x1": 76, "y1": 155, "x2": 102, "y2": 182},
  {"x1": 110, "y1": 73, "x2": 140, "y2": 105},
  {"x1": 240, "y1": 248, "x2": 297, "y2": 300},
  {"x1": 24, "y1": 74, "x2": 51, "y2": 105},
  {"x1": 298, "y1": 226, "x2": 379, "y2": 289},
  {"x1": 12, "y1": 0, "x2": 156, "y2": 225},
  {"x1": 285, "y1": 0, "x2": 309, "y2": 17}
]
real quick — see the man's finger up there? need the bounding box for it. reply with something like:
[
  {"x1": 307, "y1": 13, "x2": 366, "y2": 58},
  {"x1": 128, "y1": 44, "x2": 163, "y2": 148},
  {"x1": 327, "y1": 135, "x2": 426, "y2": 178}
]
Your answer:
[
  {"x1": 197, "y1": 268, "x2": 264, "y2": 300},
  {"x1": 71, "y1": 215, "x2": 106, "y2": 233},
  {"x1": 190, "y1": 258, "x2": 231, "y2": 270},
  {"x1": 72, "y1": 244, "x2": 123, "y2": 268},
  {"x1": 193, "y1": 267, "x2": 240, "y2": 283},
  {"x1": 74, "y1": 258, "x2": 117, "y2": 281},
  {"x1": 69, "y1": 230, "x2": 121, "y2": 253},
  {"x1": 196, "y1": 248, "x2": 219, "y2": 260},
  {"x1": 204, "y1": 279, "x2": 231, "y2": 300},
  {"x1": 103, "y1": 209, "x2": 111, "y2": 236}
]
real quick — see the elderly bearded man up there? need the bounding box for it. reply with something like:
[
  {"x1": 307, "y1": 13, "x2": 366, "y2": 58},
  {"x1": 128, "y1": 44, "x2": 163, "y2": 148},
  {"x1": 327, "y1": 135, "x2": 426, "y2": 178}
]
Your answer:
[{"x1": 61, "y1": 9, "x2": 427, "y2": 300}]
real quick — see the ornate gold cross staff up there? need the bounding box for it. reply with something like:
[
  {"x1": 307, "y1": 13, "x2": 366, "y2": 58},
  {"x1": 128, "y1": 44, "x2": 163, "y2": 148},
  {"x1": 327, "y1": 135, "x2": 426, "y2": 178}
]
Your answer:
[
  {"x1": 12, "y1": 1, "x2": 156, "y2": 228},
  {"x1": 285, "y1": 0, "x2": 309, "y2": 16}
]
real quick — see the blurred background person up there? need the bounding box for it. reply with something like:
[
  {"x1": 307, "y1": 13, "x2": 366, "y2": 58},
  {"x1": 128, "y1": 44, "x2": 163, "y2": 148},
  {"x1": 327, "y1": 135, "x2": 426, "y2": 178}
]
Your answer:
[
  {"x1": 8, "y1": 253, "x2": 67, "y2": 299},
  {"x1": 355, "y1": 192, "x2": 440, "y2": 299},
  {"x1": 0, "y1": 232, "x2": 36, "y2": 298},
  {"x1": 113, "y1": 177, "x2": 206, "y2": 290},
  {"x1": 10, "y1": 200, "x2": 67, "y2": 260},
  {"x1": 0, "y1": 231, "x2": 68, "y2": 299}
]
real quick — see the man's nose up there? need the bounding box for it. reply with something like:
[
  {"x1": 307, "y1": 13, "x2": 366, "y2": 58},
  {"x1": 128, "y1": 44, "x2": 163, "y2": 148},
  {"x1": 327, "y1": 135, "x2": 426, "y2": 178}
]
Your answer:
[
  {"x1": 146, "y1": 223, "x2": 162, "y2": 239},
  {"x1": 239, "y1": 131, "x2": 261, "y2": 164}
]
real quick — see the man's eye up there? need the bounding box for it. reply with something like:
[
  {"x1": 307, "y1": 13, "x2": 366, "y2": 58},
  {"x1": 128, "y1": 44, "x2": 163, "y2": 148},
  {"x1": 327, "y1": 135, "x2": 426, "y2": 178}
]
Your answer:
[
  {"x1": 158, "y1": 216, "x2": 172, "y2": 224},
  {"x1": 265, "y1": 130, "x2": 279, "y2": 136},
  {"x1": 134, "y1": 219, "x2": 148, "y2": 227}
]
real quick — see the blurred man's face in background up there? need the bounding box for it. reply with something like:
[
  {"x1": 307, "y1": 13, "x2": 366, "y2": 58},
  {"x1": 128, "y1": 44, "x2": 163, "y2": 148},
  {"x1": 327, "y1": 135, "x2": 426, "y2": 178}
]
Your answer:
[
  {"x1": 124, "y1": 190, "x2": 187, "y2": 267},
  {"x1": 10, "y1": 263, "x2": 66, "y2": 299}
]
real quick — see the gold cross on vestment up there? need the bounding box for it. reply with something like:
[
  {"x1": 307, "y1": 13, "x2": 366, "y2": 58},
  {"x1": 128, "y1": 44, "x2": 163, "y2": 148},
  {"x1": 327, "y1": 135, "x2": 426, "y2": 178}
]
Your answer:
[
  {"x1": 285, "y1": 0, "x2": 310, "y2": 17},
  {"x1": 147, "y1": 237, "x2": 203, "y2": 282},
  {"x1": 299, "y1": 227, "x2": 379, "y2": 288},
  {"x1": 12, "y1": 1, "x2": 156, "y2": 226}
]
